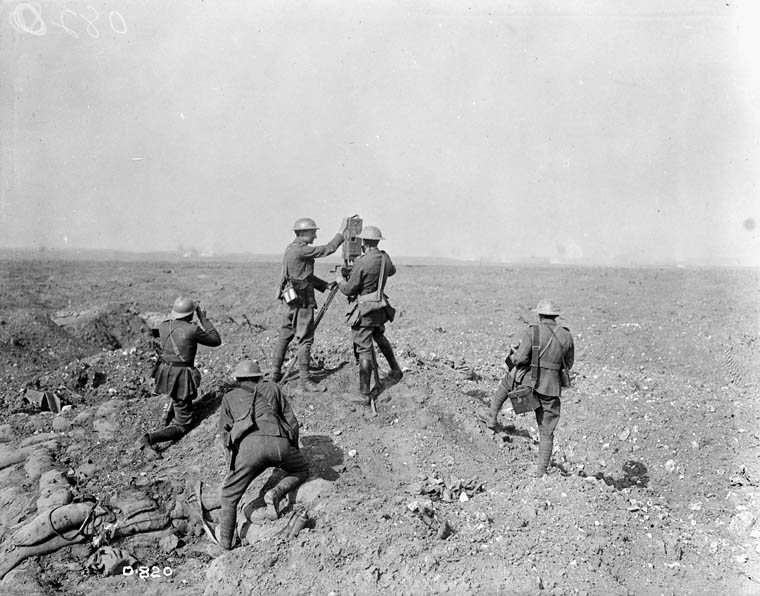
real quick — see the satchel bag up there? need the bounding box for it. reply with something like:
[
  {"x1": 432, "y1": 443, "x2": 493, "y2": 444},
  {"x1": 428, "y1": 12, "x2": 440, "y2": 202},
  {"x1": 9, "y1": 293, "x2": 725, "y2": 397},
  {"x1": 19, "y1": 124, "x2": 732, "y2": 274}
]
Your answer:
[
  {"x1": 509, "y1": 385, "x2": 540, "y2": 414},
  {"x1": 507, "y1": 325, "x2": 544, "y2": 415},
  {"x1": 507, "y1": 365, "x2": 540, "y2": 414},
  {"x1": 358, "y1": 294, "x2": 388, "y2": 316}
]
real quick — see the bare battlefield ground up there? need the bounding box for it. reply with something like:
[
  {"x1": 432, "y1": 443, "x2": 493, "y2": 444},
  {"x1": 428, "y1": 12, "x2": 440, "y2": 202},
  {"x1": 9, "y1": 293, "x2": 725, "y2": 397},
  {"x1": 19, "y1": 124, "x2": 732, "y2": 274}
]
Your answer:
[{"x1": 0, "y1": 258, "x2": 758, "y2": 596}]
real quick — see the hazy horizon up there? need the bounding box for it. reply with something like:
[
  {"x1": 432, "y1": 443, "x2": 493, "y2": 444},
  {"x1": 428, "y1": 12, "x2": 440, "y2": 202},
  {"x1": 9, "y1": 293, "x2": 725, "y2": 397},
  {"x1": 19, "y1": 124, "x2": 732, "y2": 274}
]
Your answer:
[
  {"x1": 2, "y1": 1, "x2": 758, "y2": 267},
  {"x1": 1, "y1": 245, "x2": 755, "y2": 269}
]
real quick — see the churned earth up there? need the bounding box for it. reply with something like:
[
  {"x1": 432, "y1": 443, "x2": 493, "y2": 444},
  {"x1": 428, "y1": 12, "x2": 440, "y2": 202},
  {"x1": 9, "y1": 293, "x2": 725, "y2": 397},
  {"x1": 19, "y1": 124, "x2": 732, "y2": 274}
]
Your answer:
[{"x1": 0, "y1": 255, "x2": 758, "y2": 596}]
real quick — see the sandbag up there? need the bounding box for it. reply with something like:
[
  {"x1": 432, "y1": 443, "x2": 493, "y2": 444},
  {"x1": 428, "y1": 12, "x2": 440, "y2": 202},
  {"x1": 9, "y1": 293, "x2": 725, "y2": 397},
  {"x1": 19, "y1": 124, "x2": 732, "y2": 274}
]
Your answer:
[{"x1": 10, "y1": 502, "x2": 97, "y2": 548}]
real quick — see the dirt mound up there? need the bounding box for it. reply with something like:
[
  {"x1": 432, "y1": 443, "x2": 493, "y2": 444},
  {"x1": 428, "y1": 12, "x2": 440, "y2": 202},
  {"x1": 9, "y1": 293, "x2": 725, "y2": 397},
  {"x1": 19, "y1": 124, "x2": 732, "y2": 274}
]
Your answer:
[
  {"x1": 0, "y1": 308, "x2": 90, "y2": 371},
  {"x1": 53, "y1": 303, "x2": 154, "y2": 350}
]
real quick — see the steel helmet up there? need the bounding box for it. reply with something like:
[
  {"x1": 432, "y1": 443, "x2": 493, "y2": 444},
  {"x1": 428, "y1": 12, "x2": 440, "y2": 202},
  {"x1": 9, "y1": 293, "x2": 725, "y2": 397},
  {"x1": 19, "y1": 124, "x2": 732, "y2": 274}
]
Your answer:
[
  {"x1": 532, "y1": 299, "x2": 561, "y2": 316},
  {"x1": 233, "y1": 360, "x2": 265, "y2": 379},
  {"x1": 170, "y1": 296, "x2": 196, "y2": 319},
  {"x1": 292, "y1": 217, "x2": 319, "y2": 231},
  {"x1": 357, "y1": 225, "x2": 384, "y2": 241}
]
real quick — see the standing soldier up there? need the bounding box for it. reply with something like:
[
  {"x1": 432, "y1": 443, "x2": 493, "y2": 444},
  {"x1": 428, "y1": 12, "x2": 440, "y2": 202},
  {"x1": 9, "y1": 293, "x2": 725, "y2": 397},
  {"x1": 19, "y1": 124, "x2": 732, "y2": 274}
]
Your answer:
[
  {"x1": 271, "y1": 217, "x2": 347, "y2": 392},
  {"x1": 136, "y1": 296, "x2": 222, "y2": 460},
  {"x1": 335, "y1": 225, "x2": 403, "y2": 405},
  {"x1": 216, "y1": 360, "x2": 308, "y2": 550},
  {"x1": 486, "y1": 299, "x2": 574, "y2": 477}
]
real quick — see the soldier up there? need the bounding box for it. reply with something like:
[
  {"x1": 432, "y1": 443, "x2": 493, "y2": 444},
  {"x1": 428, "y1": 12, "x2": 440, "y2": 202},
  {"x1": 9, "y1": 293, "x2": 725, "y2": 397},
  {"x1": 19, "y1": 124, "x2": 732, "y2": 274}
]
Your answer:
[
  {"x1": 216, "y1": 360, "x2": 308, "y2": 550},
  {"x1": 136, "y1": 296, "x2": 222, "y2": 460},
  {"x1": 335, "y1": 225, "x2": 403, "y2": 405},
  {"x1": 271, "y1": 217, "x2": 347, "y2": 392},
  {"x1": 486, "y1": 299, "x2": 574, "y2": 477}
]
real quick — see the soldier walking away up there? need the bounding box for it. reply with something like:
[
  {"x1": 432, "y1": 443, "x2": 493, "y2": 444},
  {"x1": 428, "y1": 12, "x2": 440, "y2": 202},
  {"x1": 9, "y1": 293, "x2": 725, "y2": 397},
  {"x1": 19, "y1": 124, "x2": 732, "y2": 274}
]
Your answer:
[
  {"x1": 216, "y1": 360, "x2": 308, "y2": 550},
  {"x1": 271, "y1": 217, "x2": 347, "y2": 392},
  {"x1": 486, "y1": 299, "x2": 574, "y2": 477},
  {"x1": 335, "y1": 225, "x2": 403, "y2": 406},
  {"x1": 136, "y1": 296, "x2": 222, "y2": 460}
]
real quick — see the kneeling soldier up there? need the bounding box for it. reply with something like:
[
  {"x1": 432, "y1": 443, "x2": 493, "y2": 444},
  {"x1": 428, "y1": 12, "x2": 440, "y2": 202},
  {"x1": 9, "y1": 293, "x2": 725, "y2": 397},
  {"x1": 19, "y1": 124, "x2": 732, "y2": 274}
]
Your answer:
[
  {"x1": 336, "y1": 225, "x2": 403, "y2": 405},
  {"x1": 217, "y1": 360, "x2": 308, "y2": 550},
  {"x1": 137, "y1": 296, "x2": 221, "y2": 459}
]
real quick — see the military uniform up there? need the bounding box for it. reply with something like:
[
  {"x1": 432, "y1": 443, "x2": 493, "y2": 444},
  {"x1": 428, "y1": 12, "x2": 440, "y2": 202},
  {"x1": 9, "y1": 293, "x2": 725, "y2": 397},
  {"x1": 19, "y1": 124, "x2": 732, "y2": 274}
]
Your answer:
[
  {"x1": 487, "y1": 301, "x2": 574, "y2": 476},
  {"x1": 217, "y1": 379, "x2": 308, "y2": 550},
  {"x1": 153, "y1": 317, "x2": 221, "y2": 431},
  {"x1": 338, "y1": 246, "x2": 402, "y2": 401},
  {"x1": 138, "y1": 298, "x2": 221, "y2": 460},
  {"x1": 272, "y1": 233, "x2": 344, "y2": 384}
]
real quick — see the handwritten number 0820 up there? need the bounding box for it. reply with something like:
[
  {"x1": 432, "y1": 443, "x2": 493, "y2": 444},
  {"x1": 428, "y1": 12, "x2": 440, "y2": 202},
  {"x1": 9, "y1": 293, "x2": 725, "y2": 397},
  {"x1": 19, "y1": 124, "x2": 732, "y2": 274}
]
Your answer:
[{"x1": 9, "y1": 4, "x2": 128, "y2": 38}]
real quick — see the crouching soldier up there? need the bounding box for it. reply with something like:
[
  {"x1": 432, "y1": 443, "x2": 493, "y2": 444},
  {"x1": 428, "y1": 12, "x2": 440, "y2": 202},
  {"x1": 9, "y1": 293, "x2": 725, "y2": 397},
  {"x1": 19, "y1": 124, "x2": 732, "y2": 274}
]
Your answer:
[
  {"x1": 137, "y1": 296, "x2": 221, "y2": 460},
  {"x1": 216, "y1": 360, "x2": 308, "y2": 550},
  {"x1": 335, "y1": 225, "x2": 403, "y2": 405},
  {"x1": 486, "y1": 299, "x2": 574, "y2": 477}
]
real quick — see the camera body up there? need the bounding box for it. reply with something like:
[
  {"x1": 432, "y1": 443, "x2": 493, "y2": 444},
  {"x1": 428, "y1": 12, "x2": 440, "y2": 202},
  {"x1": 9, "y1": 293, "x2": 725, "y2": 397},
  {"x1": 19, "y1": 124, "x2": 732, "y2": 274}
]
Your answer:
[{"x1": 342, "y1": 215, "x2": 363, "y2": 266}]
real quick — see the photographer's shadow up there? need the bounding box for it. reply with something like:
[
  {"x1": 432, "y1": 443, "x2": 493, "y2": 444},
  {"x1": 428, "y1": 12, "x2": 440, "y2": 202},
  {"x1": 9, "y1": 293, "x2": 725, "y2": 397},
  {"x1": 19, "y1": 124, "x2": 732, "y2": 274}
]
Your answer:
[
  {"x1": 299, "y1": 434, "x2": 345, "y2": 481},
  {"x1": 239, "y1": 434, "x2": 345, "y2": 530}
]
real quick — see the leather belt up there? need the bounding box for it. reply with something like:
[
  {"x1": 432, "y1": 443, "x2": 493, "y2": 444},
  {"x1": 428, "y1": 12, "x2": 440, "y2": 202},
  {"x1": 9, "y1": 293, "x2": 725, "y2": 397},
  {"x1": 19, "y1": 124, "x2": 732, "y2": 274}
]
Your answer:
[
  {"x1": 162, "y1": 360, "x2": 193, "y2": 368},
  {"x1": 540, "y1": 362, "x2": 562, "y2": 371}
]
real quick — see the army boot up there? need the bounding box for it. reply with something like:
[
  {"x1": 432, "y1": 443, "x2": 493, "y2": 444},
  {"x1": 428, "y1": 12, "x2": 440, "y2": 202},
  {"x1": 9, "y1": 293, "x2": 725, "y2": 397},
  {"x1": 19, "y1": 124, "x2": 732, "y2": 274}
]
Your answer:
[
  {"x1": 298, "y1": 365, "x2": 325, "y2": 393},
  {"x1": 159, "y1": 398, "x2": 174, "y2": 427},
  {"x1": 217, "y1": 508, "x2": 238, "y2": 548},
  {"x1": 375, "y1": 335, "x2": 403, "y2": 381},
  {"x1": 536, "y1": 435, "x2": 554, "y2": 477},
  {"x1": 346, "y1": 359, "x2": 372, "y2": 406},
  {"x1": 270, "y1": 348, "x2": 286, "y2": 383},
  {"x1": 249, "y1": 487, "x2": 286, "y2": 524},
  {"x1": 485, "y1": 384, "x2": 509, "y2": 430},
  {"x1": 135, "y1": 434, "x2": 162, "y2": 461}
]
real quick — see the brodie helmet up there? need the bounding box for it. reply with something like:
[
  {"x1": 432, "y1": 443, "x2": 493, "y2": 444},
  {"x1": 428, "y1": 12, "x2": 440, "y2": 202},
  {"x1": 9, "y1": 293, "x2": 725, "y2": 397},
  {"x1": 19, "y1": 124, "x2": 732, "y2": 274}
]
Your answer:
[
  {"x1": 170, "y1": 296, "x2": 196, "y2": 320},
  {"x1": 532, "y1": 299, "x2": 561, "y2": 316},
  {"x1": 292, "y1": 217, "x2": 319, "y2": 231},
  {"x1": 233, "y1": 360, "x2": 265, "y2": 379},
  {"x1": 357, "y1": 225, "x2": 384, "y2": 241}
]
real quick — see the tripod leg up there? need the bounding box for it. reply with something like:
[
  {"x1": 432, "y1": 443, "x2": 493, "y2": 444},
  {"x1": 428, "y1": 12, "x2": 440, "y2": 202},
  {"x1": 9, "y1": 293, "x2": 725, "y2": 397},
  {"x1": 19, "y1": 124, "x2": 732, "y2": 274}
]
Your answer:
[{"x1": 282, "y1": 285, "x2": 341, "y2": 386}]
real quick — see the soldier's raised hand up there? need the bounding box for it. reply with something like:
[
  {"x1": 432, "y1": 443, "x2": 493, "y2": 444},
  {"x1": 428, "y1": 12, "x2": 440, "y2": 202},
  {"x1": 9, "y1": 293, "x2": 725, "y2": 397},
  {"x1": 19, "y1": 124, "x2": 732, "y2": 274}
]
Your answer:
[{"x1": 195, "y1": 301, "x2": 207, "y2": 319}]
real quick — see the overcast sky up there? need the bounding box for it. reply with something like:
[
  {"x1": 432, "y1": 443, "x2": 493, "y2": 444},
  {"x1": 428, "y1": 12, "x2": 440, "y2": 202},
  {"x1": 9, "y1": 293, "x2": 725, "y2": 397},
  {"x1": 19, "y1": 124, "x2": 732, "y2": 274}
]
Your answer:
[{"x1": 1, "y1": 0, "x2": 758, "y2": 265}]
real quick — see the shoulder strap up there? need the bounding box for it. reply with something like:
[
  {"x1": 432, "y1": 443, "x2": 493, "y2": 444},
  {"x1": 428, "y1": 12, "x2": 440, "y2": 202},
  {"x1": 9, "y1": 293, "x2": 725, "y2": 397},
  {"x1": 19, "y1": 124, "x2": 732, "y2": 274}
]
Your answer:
[
  {"x1": 375, "y1": 252, "x2": 387, "y2": 300},
  {"x1": 530, "y1": 325, "x2": 540, "y2": 383},
  {"x1": 546, "y1": 326, "x2": 569, "y2": 370},
  {"x1": 161, "y1": 321, "x2": 183, "y2": 358},
  {"x1": 357, "y1": 251, "x2": 388, "y2": 303},
  {"x1": 249, "y1": 384, "x2": 258, "y2": 424}
]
